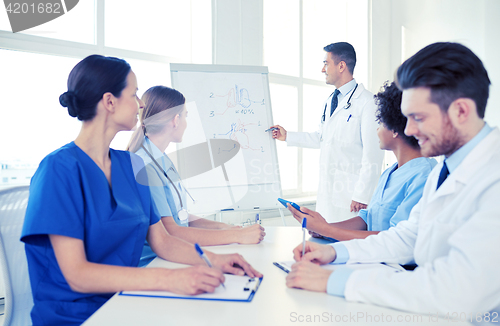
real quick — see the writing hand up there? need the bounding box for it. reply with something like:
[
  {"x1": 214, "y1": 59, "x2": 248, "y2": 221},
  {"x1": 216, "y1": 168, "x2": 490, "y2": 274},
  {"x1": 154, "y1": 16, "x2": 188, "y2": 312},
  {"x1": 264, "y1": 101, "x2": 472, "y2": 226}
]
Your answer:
[
  {"x1": 209, "y1": 253, "x2": 263, "y2": 278},
  {"x1": 270, "y1": 125, "x2": 287, "y2": 141},
  {"x1": 286, "y1": 261, "x2": 332, "y2": 293},
  {"x1": 237, "y1": 224, "x2": 266, "y2": 244},
  {"x1": 292, "y1": 241, "x2": 336, "y2": 264},
  {"x1": 164, "y1": 265, "x2": 224, "y2": 295}
]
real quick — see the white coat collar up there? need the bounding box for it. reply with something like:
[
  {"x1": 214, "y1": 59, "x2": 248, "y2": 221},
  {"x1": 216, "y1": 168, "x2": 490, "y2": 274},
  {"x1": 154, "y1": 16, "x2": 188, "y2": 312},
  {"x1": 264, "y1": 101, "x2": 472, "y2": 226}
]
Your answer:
[
  {"x1": 429, "y1": 127, "x2": 500, "y2": 199},
  {"x1": 327, "y1": 83, "x2": 365, "y2": 121}
]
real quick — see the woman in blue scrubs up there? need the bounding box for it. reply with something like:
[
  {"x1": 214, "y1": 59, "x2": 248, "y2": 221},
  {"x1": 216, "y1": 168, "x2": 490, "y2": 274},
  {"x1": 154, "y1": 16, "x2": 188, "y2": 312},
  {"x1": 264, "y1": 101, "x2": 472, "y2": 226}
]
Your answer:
[
  {"x1": 127, "y1": 86, "x2": 265, "y2": 248},
  {"x1": 287, "y1": 81, "x2": 436, "y2": 241},
  {"x1": 21, "y1": 55, "x2": 261, "y2": 326}
]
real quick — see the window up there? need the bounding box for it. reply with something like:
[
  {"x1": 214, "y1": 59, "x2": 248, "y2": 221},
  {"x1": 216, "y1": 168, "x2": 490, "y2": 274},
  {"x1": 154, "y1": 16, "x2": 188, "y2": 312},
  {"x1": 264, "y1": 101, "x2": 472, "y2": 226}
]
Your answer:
[
  {"x1": 264, "y1": 0, "x2": 369, "y2": 197},
  {"x1": 0, "y1": 49, "x2": 80, "y2": 166},
  {"x1": 269, "y1": 83, "x2": 299, "y2": 190},
  {"x1": 302, "y1": 0, "x2": 347, "y2": 81},
  {"x1": 0, "y1": 0, "x2": 211, "y2": 189},
  {"x1": 105, "y1": 0, "x2": 211, "y2": 62},
  {"x1": 263, "y1": 0, "x2": 300, "y2": 77},
  {"x1": 302, "y1": 84, "x2": 332, "y2": 192},
  {"x1": 0, "y1": 0, "x2": 95, "y2": 43}
]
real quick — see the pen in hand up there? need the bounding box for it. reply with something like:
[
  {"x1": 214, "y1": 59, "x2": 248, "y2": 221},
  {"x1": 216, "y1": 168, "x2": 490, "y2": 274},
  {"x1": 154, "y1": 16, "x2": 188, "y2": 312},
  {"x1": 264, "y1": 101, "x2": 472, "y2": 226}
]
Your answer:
[
  {"x1": 194, "y1": 243, "x2": 226, "y2": 289},
  {"x1": 265, "y1": 127, "x2": 278, "y2": 132},
  {"x1": 301, "y1": 218, "x2": 307, "y2": 258}
]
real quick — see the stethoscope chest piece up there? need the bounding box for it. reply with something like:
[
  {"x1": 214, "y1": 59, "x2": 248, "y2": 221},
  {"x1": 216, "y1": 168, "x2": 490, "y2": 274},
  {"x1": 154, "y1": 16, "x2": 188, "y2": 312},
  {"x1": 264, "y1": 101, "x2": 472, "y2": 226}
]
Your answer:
[{"x1": 178, "y1": 208, "x2": 189, "y2": 221}]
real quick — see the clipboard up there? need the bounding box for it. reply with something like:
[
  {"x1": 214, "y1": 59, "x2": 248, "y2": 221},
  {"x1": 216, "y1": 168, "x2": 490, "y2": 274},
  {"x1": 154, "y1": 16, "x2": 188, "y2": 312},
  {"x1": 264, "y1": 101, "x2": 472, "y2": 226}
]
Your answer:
[{"x1": 119, "y1": 275, "x2": 263, "y2": 302}]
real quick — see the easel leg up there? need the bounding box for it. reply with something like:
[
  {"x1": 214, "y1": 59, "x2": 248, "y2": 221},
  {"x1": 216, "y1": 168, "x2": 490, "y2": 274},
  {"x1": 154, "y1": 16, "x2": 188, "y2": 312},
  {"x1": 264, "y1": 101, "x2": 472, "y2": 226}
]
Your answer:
[{"x1": 278, "y1": 208, "x2": 286, "y2": 226}]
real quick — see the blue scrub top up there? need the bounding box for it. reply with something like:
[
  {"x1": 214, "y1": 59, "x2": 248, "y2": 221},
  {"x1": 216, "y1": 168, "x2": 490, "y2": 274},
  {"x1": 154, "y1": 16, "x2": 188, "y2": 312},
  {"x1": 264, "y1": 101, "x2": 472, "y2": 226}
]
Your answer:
[
  {"x1": 21, "y1": 142, "x2": 160, "y2": 326},
  {"x1": 135, "y1": 137, "x2": 189, "y2": 227},
  {"x1": 359, "y1": 157, "x2": 437, "y2": 231}
]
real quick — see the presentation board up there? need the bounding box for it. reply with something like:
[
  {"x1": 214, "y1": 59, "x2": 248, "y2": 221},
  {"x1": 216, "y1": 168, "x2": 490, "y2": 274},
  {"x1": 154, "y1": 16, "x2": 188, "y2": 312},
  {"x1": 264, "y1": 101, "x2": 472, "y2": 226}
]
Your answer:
[{"x1": 170, "y1": 64, "x2": 282, "y2": 214}]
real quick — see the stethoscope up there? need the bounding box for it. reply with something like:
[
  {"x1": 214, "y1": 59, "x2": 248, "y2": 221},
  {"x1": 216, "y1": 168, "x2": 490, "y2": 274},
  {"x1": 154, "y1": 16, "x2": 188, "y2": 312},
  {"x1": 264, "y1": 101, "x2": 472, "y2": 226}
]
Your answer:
[
  {"x1": 140, "y1": 137, "x2": 195, "y2": 222},
  {"x1": 322, "y1": 84, "x2": 358, "y2": 122}
]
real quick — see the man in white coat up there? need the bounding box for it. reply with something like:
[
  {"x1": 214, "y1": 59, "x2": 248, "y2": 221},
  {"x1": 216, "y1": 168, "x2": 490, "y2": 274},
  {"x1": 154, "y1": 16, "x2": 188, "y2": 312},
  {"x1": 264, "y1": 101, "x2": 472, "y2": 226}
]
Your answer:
[
  {"x1": 286, "y1": 42, "x2": 500, "y2": 320},
  {"x1": 271, "y1": 42, "x2": 383, "y2": 223}
]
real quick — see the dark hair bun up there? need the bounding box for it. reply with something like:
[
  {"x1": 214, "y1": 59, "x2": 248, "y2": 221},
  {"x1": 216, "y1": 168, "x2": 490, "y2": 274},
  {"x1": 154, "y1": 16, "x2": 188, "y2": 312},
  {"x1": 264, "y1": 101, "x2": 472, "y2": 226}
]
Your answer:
[{"x1": 59, "y1": 91, "x2": 79, "y2": 118}]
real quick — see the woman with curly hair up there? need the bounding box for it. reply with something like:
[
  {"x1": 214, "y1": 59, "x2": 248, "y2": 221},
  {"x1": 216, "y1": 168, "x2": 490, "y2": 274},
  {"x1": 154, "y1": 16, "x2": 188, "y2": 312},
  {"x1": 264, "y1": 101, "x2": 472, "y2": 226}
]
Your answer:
[{"x1": 287, "y1": 81, "x2": 436, "y2": 241}]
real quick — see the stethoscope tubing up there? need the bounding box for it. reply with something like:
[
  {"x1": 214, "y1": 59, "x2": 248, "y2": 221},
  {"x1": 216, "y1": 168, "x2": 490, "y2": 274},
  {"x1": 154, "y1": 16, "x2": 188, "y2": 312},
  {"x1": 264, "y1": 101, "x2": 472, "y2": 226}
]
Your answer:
[
  {"x1": 322, "y1": 83, "x2": 358, "y2": 122},
  {"x1": 140, "y1": 137, "x2": 195, "y2": 214}
]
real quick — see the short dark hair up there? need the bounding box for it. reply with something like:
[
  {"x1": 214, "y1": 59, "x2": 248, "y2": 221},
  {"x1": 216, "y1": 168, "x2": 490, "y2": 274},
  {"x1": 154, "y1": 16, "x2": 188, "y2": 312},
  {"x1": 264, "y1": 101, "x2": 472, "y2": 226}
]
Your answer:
[
  {"x1": 323, "y1": 42, "x2": 356, "y2": 75},
  {"x1": 59, "y1": 55, "x2": 131, "y2": 121},
  {"x1": 396, "y1": 42, "x2": 490, "y2": 118},
  {"x1": 375, "y1": 81, "x2": 419, "y2": 149}
]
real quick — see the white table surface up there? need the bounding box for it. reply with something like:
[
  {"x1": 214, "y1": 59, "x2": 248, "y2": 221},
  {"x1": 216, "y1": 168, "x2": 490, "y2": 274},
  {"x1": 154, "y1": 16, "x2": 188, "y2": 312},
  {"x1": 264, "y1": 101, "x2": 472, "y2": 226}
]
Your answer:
[{"x1": 83, "y1": 226, "x2": 471, "y2": 326}]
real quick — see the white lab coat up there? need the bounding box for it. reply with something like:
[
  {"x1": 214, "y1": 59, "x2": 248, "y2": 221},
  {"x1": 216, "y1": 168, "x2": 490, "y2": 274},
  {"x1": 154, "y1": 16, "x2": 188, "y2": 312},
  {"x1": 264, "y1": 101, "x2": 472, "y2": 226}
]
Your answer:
[
  {"x1": 339, "y1": 127, "x2": 500, "y2": 316},
  {"x1": 287, "y1": 83, "x2": 383, "y2": 222}
]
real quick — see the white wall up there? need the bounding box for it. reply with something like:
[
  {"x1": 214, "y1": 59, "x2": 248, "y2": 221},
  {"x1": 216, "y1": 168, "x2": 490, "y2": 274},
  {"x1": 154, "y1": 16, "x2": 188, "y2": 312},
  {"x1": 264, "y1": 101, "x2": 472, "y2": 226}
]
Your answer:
[
  {"x1": 371, "y1": 0, "x2": 500, "y2": 127},
  {"x1": 483, "y1": 0, "x2": 500, "y2": 127},
  {"x1": 369, "y1": 0, "x2": 393, "y2": 93}
]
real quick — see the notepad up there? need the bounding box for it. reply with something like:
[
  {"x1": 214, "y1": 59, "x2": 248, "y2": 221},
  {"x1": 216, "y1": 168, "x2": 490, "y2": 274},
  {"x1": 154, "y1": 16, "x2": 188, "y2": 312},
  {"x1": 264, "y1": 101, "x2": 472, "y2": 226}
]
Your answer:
[{"x1": 119, "y1": 275, "x2": 263, "y2": 302}]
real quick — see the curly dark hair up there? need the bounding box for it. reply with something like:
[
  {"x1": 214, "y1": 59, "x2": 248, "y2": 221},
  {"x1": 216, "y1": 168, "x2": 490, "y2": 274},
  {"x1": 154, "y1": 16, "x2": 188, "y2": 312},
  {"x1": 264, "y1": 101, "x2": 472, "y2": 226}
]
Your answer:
[{"x1": 375, "y1": 81, "x2": 419, "y2": 149}]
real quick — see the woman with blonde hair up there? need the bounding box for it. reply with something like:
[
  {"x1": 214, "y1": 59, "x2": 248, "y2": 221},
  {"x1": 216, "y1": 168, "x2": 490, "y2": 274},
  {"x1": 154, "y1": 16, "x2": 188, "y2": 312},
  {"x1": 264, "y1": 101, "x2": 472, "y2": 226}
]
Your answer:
[{"x1": 128, "y1": 86, "x2": 265, "y2": 248}]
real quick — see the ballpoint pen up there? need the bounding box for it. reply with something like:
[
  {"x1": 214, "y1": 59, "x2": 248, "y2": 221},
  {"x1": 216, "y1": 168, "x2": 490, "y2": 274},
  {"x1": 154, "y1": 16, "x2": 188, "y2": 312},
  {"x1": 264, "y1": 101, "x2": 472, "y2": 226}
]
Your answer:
[
  {"x1": 194, "y1": 243, "x2": 225, "y2": 289},
  {"x1": 301, "y1": 218, "x2": 307, "y2": 258}
]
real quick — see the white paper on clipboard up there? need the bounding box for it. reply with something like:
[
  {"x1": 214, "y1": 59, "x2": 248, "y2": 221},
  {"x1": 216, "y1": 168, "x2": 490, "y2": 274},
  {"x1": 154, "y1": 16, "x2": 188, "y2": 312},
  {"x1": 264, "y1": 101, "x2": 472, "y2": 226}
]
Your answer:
[{"x1": 120, "y1": 274, "x2": 263, "y2": 302}]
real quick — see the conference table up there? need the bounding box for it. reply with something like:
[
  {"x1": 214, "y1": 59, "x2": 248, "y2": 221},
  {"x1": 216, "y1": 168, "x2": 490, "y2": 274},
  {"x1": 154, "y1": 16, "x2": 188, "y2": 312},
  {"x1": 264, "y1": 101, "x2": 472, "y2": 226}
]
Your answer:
[{"x1": 83, "y1": 226, "x2": 471, "y2": 326}]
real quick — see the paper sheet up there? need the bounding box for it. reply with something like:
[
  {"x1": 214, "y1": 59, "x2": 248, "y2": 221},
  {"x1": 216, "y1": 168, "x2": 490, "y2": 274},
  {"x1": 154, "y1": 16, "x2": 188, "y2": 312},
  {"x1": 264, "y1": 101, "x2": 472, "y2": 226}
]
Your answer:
[{"x1": 120, "y1": 274, "x2": 260, "y2": 301}]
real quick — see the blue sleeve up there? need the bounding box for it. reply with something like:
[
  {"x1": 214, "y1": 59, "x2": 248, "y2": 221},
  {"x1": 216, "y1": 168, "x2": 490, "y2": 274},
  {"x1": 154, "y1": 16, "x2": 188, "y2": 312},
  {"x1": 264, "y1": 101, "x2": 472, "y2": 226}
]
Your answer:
[
  {"x1": 22, "y1": 153, "x2": 84, "y2": 242},
  {"x1": 358, "y1": 208, "x2": 368, "y2": 224},
  {"x1": 143, "y1": 164, "x2": 174, "y2": 218},
  {"x1": 150, "y1": 184, "x2": 174, "y2": 218},
  {"x1": 358, "y1": 166, "x2": 389, "y2": 227},
  {"x1": 128, "y1": 152, "x2": 162, "y2": 226},
  {"x1": 388, "y1": 173, "x2": 428, "y2": 227},
  {"x1": 148, "y1": 195, "x2": 161, "y2": 226},
  {"x1": 326, "y1": 243, "x2": 354, "y2": 297},
  {"x1": 331, "y1": 243, "x2": 350, "y2": 264},
  {"x1": 326, "y1": 266, "x2": 355, "y2": 297}
]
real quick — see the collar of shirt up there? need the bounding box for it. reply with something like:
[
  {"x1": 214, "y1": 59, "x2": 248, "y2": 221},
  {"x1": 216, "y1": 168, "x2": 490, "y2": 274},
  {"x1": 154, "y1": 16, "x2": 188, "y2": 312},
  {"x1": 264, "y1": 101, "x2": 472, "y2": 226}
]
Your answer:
[
  {"x1": 143, "y1": 137, "x2": 176, "y2": 173},
  {"x1": 445, "y1": 123, "x2": 492, "y2": 174},
  {"x1": 144, "y1": 137, "x2": 163, "y2": 159},
  {"x1": 336, "y1": 78, "x2": 357, "y2": 104}
]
